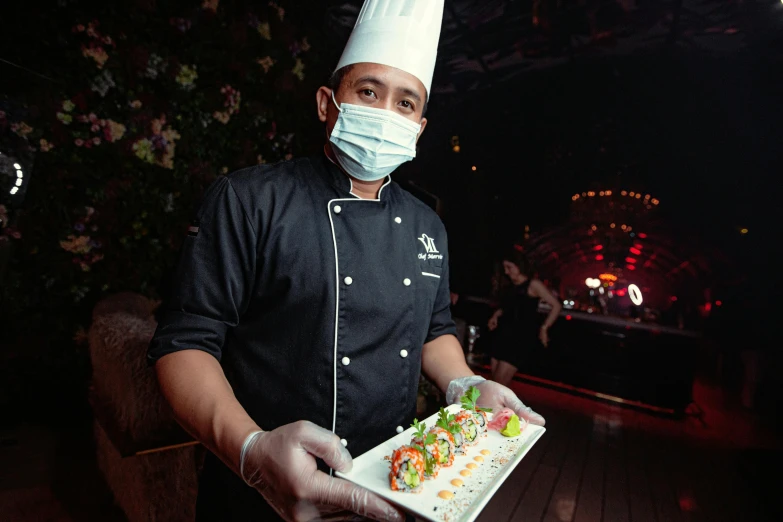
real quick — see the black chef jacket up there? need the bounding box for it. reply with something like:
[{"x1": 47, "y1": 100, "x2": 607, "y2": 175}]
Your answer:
[{"x1": 148, "y1": 155, "x2": 456, "y2": 521}]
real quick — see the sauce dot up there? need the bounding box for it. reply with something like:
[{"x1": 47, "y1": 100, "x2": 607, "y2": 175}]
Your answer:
[
  {"x1": 474, "y1": 456, "x2": 484, "y2": 462},
  {"x1": 450, "y1": 479, "x2": 463, "y2": 487},
  {"x1": 481, "y1": 449, "x2": 491, "y2": 455},
  {"x1": 438, "y1": 490, "x2": 454, "y2": 500},
  {"x1": 460, "y1": 469, "x2": 472, "y2": 477},
  {"x1": 466, "y1": 463, "x2": 478, "y2": 469}
]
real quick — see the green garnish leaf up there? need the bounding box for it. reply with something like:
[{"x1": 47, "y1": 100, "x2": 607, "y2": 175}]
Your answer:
[
  {"x1": 436, "y1": 408, "x2": 463, "y2": 437},
  {"x1": 435, "y1": 408, "x2": 451, "y2": 431},
  {"x1": 460, "y1": 385, "x2": 480, "y2": 411},
  {"x1": 411, "y1": 418, "x2": 427, "y2": 440},
  {"x1": 460, "y1": 385, "x2": 494, "y2": 413},
  {"x1": 424, "y1": 432, "x2": 436, "y2": 446}
]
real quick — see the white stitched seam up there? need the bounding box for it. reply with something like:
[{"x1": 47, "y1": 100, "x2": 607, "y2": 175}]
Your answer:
[{"x1": 421, "y1": 272, "x2": 441, "y2": 278}]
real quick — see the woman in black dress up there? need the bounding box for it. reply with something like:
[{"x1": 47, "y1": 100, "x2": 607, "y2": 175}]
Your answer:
[{"x1": 486, "y1": 250, "x2": 562, "y2": 387}]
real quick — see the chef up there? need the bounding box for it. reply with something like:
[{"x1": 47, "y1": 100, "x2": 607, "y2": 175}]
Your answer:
[{"x1": 148, "y1": 1, "x2": 545, "y2": 520}]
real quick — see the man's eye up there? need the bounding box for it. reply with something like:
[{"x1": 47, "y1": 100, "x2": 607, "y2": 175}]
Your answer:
[
  {"x1": 400, "y1": 100, "x2": 412, "y2": 109},
  {"x1": 362, "y1": 89, "x2": 376, "y2": 98}
]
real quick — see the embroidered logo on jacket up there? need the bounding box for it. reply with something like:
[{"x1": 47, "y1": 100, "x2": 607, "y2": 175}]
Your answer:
[{"x1": 418, "y1": 234, "x2": 443, "y2": 260}]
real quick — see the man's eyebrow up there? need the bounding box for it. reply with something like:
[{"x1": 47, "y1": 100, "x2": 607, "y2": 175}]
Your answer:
[
  {"x1": 352, "y1": 75, "x2": 388, "y2": 89},
  {"x1": 397, "y1": 87, "x2": 422, "y2": 103}
]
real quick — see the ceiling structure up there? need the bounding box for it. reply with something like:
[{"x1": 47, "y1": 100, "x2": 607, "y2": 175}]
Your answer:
[
  {"x1": 324, "y1": 1, "x2": 780, "y2": 302},
  {"x1": 324, "y1": 0, "x2": 783, "y2": 98},
  {"x1": 522, "y1": 187, "x2": 736, "y2": 306}
]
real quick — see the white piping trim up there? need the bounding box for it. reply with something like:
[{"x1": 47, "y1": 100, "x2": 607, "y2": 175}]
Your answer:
[
  {"x1": 421, "y1": 272, "x2": 441, "y2": 279},
  {"x1": 348, "y1": 176, "x2": 392, "y2": 200},
  {"x1": 326, "y1": 194, "x2": 389, "y2": 474}
]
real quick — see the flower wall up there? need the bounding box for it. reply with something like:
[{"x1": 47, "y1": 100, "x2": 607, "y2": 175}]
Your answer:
[{"x1": 0, "y1": 0, "x2": 323, "y2": 346}]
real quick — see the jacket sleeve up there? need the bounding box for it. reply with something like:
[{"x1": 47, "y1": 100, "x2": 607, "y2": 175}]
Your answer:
[{"x1": 148, "y1": 176, "x2": 258, "y2": 363}]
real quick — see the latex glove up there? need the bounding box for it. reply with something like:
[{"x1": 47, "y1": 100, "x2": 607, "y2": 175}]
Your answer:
[
  {"x1": 446, "y1": 376, "x2": 546, "y2": 426},
  {"x1": 240, "y1": 421, "x2": 403, "y2": 522}
]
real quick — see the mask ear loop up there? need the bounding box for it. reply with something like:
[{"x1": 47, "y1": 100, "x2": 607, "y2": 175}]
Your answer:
[{"x1": 331, "y1": 90, "x2": 343, "y2": 113}]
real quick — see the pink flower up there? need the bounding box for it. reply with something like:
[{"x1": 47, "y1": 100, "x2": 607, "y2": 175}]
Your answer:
[
  {"x1": 84, "y1": 140, "x2": 93, "y2": 149},
  {"x1": 92, "y1": 137, "x2": 101, "y2": 145},
  {"x1": 91, "y1": 124, "x2": 100, "y2": 133},
  {"x1": 75, "y1": 139, "x2": 84, "y2": 147},
  {"x1": 76, "y1": 24, "x2": 85, "y2": 32},
  {"x1": 89, "y1": 113, "x2": 97, "y2": 123}
]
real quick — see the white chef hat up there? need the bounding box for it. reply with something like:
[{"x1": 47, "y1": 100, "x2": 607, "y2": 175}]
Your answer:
[{"x1": 335, "y1": 0, "x2": 444, "y2": 98}]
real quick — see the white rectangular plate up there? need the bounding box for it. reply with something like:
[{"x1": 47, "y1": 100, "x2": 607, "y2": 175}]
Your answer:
[{"x1": 337, "y1": 404, "x2": 546, "y2": 522}]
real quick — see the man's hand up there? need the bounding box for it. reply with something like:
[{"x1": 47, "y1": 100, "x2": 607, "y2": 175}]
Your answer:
[
  {"x1": 487, "y1": 315, "x2": 498, "y2": 331},
  {"x1": 241, "y1": 421, "x2": 403, "y2": 522},
  {"x1": 446, "y1": 376, "x2": 545, "y2": 426}
]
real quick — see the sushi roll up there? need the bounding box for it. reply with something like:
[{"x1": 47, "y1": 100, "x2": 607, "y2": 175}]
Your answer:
[
  {"x1": 448, "y1": 418, "x2": 467, "y2": 454},
  {"x1": 460, "y1": 385, "x2": 493, "y2": 439},
  {"x1": 389, "y1": 446, "x2": 425, "y2": 493},
  {"x1": 410, "y1": 419, "x2": 441, "y2": 478},
  {"x1": 454, "y1": 410, "x2": 480, "y2": 446},
  {"x1": 428, "y1": 426, "x2": 456, "y2": 467},
  {"x1": 473, "y1": 410, "x2": 489, "y2": 437},
  {"x1": 436, "y1": 407, "x2": 468, "y2": 455},
  {"x1": 411, "y1": 433, "x2": 441, "y2": 479}
]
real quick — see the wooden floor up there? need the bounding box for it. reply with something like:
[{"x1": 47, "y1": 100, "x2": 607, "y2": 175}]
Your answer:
[
  {"x1": 1, "y1": 376, "x2": 780, "y2": 522},
  {"x1": 475, "y1": 377, "x2": 781, "y2": 522}
]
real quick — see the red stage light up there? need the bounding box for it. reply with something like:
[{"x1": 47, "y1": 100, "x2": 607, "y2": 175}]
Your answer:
[
  {"x1": 566, "y1": 315, "x2": 572, "y2": 320},
  {"x1": 616, "y1": 289, "x2": 626, "y2": 296},
  {"x1": 593, "y1": 244, "x2": 604, "y2": 251},
  {"x1": 671, "y1": 296, "x2": 678, "y2": 302},
  {"x1": 704, "y1": 302, "x2": 712, "y2": 312},
  {"x1": 626, "y1": 257, "x2": 637, "y2": 263},
  {"x1": 634, "y1": 243, "x2": 644, "y2": 250},
  {"x1": 716, "y1": 300, "x2": 722, "y2": 307},
  {"x1": 513, "y1": 244, "x2": 524, "y2": 252},
  {"x1": 629, "y1": 247, "x2": 642, "y2": 256},
  {"x1": 637, "y1": 233, "x2": 647, "y2": 239},
  {"x1": 595, "y1": 254, "x2": 604, "y2": 261},
  {"x1": 626, "y1": 264, "x2": 636, "y2": 270}
]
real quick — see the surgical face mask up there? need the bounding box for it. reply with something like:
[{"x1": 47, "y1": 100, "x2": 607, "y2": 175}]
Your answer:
[{"x1": 328, "y1": 92, "x2": 422, "y2": 182}]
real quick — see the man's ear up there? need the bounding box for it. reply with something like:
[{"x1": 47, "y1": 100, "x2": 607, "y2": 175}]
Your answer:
[
  {"x1": 316, "y1": 86, "x2": 332, "y2": 123},
  {"x1": 416, "y1": 117, "x2": 428, "y2": 142}
]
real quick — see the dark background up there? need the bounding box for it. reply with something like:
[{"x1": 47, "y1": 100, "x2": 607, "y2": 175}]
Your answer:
[{"x1": 1, "y1": 0, "x2": 782, "y2": 423}]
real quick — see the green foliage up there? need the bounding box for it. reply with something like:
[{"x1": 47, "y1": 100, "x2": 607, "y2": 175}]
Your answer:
[{"x1": 0, "y1": 0, "x2": 321, "y2": 342}]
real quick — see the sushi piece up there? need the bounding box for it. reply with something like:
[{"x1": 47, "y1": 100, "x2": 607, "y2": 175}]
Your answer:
[
  {"x1": 460, "y1": 385, "x2": 492, "y2": 439},
  {"x1": 436, "y1": 407, "x2": 468, "y2": 455},
  {"x1": 472, "y1": 409, "x2": 489, "y2": 437},
  {"x1": 428, "y1": 426, "x2": 456, "y2": 467},
  {"x1": 454, "y1": 410, "x2": 480, "y2": 446},
  {"x1": 410, "y1": 419, "x2": 441, "y2": 479},
  {"x1": 389, "y1": 446, "x2": 425, "y2": 492}
]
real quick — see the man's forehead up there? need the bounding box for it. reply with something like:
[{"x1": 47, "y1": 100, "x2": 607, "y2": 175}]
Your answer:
[{"x1": 345, "y1": 62, "x2": 427, "y2": 99}]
